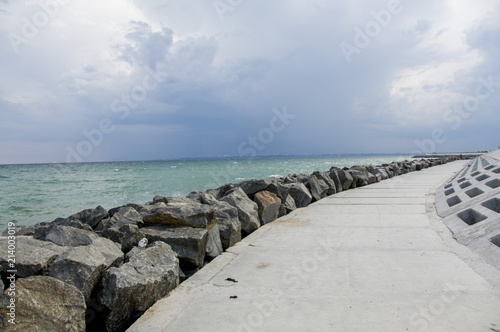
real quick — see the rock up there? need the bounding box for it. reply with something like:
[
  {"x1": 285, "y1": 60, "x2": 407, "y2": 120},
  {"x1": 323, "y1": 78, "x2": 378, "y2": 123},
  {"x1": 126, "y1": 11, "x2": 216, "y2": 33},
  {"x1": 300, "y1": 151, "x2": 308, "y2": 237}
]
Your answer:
[
  {"x1": 348, "y1": 166, "x2": 374, "y2": 187},
  {"x1": 104, "y1": 224, "x2": 144, "y2": 253},
  {"x1": 96, "y1": 207, "x2": 145, "y2": 251},
  {"x1": 49, "y1": 237, "x2": 123, "y2": 300},
  {"x1": 236, "y1": 178, "x2": 273, "y2": 196},
  {"x1": 153, "y1": 196, "x2": 197, "y2": 204},
  {"x1": 337, "y1": 169, "x2": 354, "y2": 190},
  {"x1": 378, "y1": 167, "x2": 389, "y2": 180},
  {"x1": 0, "y1": 236, "x2": 65, "y2": 278},
  {"x1": 280, "y1": 183, "x2": 312, "y2": 208},
  {"x1": 414, "y1": 161, "x2": 423, "y2": 170},
  {"x1": 141, "y1": 226, "x2": 208, "y2": 270},
  {"x1": 207, "y1": 183, "x2": 235, "y2": 199},
  {"x1": 142, "y1": 203, "x2": 217, "y2": 229},
  {"x1": 254, "y1": 191, "x2": 281, "y2": 224},
  {"x1": 98, "y1": 242, "x2": 179, "y2": 332},
  {"x1": 186, "y1": 191, "x2": 219, "y2": 205},
  {"x1": 43, "y1": 224, "x2": 97, "y2": 247},
  {"x1": 98, "y1": 206, "x2": 143, "y2": 231},
  {"x1": 209, "y1": 201, "x2": 241, "y2": 250},
  {"x1": 365, "y1": 165, "x2": 382, "y2": 182},
  {"x1": 108, "y1": 203, "x2": 142, "y2": 217},
  {"x1": 306, "y1": 171, "x2": 336, "y2": 201},
  {"x1": 329, "y1": 167, "x2": 343, "y2": 193},
  {"x1": 52, "y1": 218, "x2": 94, "y2": 232},
  {"x1": 205, "y1": 225, "x2": 223, "y2": 260},
  {"x1": 68, "y1": 205, "x2": 109, "y2": 229},
  {"x1": 220, "y1": 187, "x2": 260, "y2": 235},
  {"x1": 0, "y1": 276, "x2": 86, "y2": 332},
  {"x1": 265, "y1": 178, "x2": 286, "y2": 201},
  {"x1": 283, "y1": 194, "x2": 297, "y2": 213}
]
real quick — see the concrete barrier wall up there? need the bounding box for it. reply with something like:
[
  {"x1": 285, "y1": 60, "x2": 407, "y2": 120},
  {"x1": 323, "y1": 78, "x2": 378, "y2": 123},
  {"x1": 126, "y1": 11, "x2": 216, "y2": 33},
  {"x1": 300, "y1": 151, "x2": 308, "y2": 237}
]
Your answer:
[{"x1": 436, "y1": 149, "x2": 500, "y2": 271}]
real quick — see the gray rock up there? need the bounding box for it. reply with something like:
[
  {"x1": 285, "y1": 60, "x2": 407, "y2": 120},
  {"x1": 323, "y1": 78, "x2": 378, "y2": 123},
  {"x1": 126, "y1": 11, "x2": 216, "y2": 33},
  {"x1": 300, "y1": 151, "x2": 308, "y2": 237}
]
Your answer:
[
  {"x1": 348, "y1": 167, "x2": 372, "y2": 187},
  {"x1": 104, "y1": 224, "x2": 144, "y2": 253},
  {"x1": 0, "y1": 236, "x2": 65, "y2": 277},
  {"x1": 283, "y1": 194, "x2": 297, "y2": 213},
  {"x1": 254, "y1": 190, "x2": 281, "y2": 224},
  {"x1": 141, "y1": 226, "x2": 208, "y2": 269},
  {"x1": 52, "y1": 218, "x2": 94, "y2": 232},
  {"x1": 378, "y1": 167, "x2": 389, "y2": 180},
  {"x1": 96, "y1": 207, "x2": 145, "y2": 251},
  {"x1": 220, "y1": 187, "x2": 260, "y2": 234},
  {"x1": 210, "y1": 201, "x2": 241, "y2": 250},
  {"x1": 49, "y1": 237, "x2": 123, "y2": 299},
  {"x1": 280, "y1": 182, "x2": 312, "y2": 208},
  {"x1": 43, "y1": 224, "x2": 97, "y2": 247},
  {"x1": 264, "y1": 177, "x2": 286, "y2": 201},
  {"x1": 365, "y1": 165, "x2": 382, "y2": 182},
  {"x1": 205, "y1": 225, "x2": 223, "y2": 260},
  {"x1": 337, "y1": 169, "x2": 354, "y2": 190},
  {"x1": 153, "y1": 196, "x2": 197, "y2": 204},
  {"x1": 0, "y1": 276, "x2": 86, "y2": 332},
  {"x1": 186, "y1": 191, "x2": 219, "y2": 205},
  {"x1": 236, "y1": 178, "x2": 273, "y2": 196},
  {"x1": 329, "y1": 167, "x2": 343, "y2": 193},
  {"x1": 68, "y1": 205, "x2": 109, "y2": 229},
  {"x1": 207, "y1": 183, "x2": 236, "y2": 199},
  {"x1": 99, "y1": 242, "x2": 179, "y2": 332},
  {"x1": 316, "y1": 172, "x2": 337, "y2": 195},
  {"x1": 142, "y1": 203, "x2": 217, "y2": 229},
  {"x1": 307, "y1": 171, "x2": 336, "y2": 201}
]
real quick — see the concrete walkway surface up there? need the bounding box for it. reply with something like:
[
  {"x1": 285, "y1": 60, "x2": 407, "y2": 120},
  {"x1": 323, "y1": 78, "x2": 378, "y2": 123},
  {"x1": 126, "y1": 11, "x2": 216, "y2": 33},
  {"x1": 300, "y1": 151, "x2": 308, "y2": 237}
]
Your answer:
[{"x1": 129, "y1": 160, "x2": 500, "y2": 332}]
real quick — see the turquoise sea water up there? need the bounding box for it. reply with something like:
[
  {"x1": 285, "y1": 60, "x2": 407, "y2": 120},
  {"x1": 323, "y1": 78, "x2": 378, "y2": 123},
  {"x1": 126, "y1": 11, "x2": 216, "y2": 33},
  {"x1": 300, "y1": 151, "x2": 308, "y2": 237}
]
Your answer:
[{"x1": 0, "y1": 155, "x2": 415, "y2": 230}]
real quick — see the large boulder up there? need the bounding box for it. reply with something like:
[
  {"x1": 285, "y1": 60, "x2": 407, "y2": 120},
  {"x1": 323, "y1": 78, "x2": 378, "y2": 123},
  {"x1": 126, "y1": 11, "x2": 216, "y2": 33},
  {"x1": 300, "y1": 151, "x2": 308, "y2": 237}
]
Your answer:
[
  {"x1": 52, "y1": 218, "x2": 94, "y2": 232},
  {"x1": 377, "y1": 167, "x2": 390, "y2": 180},
  {"x1": 68, "y1": 205, "x2": 109, "y2": 229},
  {"x1": 104, "y1": 224, "x2": 144, "y2": 253},
  {"x1": 186, "y1": 191, "x2": 219, "y2": 205},
  {"x1": 96, "y1": 206, "x2": 146, "y2": 252},
  {"x1": 210, "y1": 201, "x2": 241, "y2": 250},
  {"x1": 152, "y1": 196, "x2": 197, "y2": 205},
  {"x1": 43, "y1": 224, "x2": 97, "y2": 247},
  {"x1": 337, "y1": 168, "x2": 354, "y2": 190},
  {"x1": 348, "y1": 166, "x2": 374, "y2": 187},
  {"x1": 0, "y1": 236, "x2": 65, "y2": 278},
  {"x1": 283, "y1": 194, "x2": 297, "y2": 214},
  {"x1": 205, "y1": 225, "x2": 223, "y2": 260},
  {"x1": 254, "y1": 191, "x2": 281, "y2": 225},
  {"x1": 329, "y1": 167, "x2": 343, "y2": 193},
  {"x1": 141, "y1": 226, "x2": 208, "y2": 270},
  {"x1": 220, "y1": 187, "x2": 260, "y2": 235},
  {"x1": 236, "y1": 178, "x2": 273, "y2": 196},
  {"x1": 0, "y1": 276, "x2": 86, "y2": 332},
  {"x1": 142, "y1": 203, "x2": 217, "y2": 229},
  {"x1": 306, "y1": 171, "x2": 336, "y2": 201},
  {"x1": 365, "y1": 165, "x2": 382, "y2": 182},
  {"x1": 49, "y1": 237, "x2": 123, "y2": 300},
  {"x1": 279, "y1": 183, "x2": 312, "y2": 208},
  {"x1": 263, "y1": 178, "x2": 285, "y2": 201},
  {"x1": 98, "y1": 241, "x2": 179, "y2": 332},
  {"x1": 189, "y1": 193, "x2": 241, "y2": 250}
]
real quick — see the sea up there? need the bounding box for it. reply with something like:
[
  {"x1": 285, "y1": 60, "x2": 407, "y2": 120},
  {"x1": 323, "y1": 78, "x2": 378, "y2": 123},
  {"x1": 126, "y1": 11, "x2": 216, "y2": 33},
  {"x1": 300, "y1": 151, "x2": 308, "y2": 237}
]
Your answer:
[{"x1": 0, "y1": 154, "x2": 416, "y2": 231}]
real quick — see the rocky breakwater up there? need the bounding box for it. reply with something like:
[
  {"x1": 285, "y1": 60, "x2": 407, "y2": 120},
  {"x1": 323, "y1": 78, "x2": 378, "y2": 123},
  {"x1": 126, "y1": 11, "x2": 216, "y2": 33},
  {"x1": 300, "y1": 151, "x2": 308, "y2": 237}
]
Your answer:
[{"x1": 0, "y1": 157, "x2": 456, "y2": 331}]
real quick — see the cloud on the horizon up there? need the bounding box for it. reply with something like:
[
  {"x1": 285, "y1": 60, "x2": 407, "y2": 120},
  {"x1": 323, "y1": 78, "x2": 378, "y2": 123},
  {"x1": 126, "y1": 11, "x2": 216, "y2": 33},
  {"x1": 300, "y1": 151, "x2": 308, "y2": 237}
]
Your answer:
[{"x1": 0, "y1": 0, "x2": 499, "y2": 164}]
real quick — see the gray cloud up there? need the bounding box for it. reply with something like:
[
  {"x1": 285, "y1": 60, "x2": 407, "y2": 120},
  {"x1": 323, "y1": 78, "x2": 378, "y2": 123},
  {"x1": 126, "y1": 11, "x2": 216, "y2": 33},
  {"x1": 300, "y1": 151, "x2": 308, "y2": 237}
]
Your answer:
[{"x1": 1, "y1": 0, "x2": 499, "y2": 164}]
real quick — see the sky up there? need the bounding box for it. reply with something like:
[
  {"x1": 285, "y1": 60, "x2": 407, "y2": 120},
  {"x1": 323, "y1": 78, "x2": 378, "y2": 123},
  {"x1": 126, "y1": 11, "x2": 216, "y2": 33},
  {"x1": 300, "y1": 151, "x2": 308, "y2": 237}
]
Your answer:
[{"x1": 0, "y1": 0, "x2": 499, "y2": 164}]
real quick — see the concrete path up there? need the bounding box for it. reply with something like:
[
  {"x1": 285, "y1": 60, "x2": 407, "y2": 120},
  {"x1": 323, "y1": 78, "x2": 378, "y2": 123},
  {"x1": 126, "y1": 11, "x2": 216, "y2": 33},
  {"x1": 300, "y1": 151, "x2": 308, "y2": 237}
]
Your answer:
[{"x1": 129, "y1": 161, "x2": 500, "y2": 332}]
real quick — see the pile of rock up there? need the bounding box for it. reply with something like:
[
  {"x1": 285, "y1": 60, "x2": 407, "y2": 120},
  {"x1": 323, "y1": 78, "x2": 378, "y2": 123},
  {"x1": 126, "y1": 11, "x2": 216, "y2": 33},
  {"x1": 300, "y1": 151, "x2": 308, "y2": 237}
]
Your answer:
[{"x1": 0, "y1": 157, "x2": 455, "y2": 331}]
